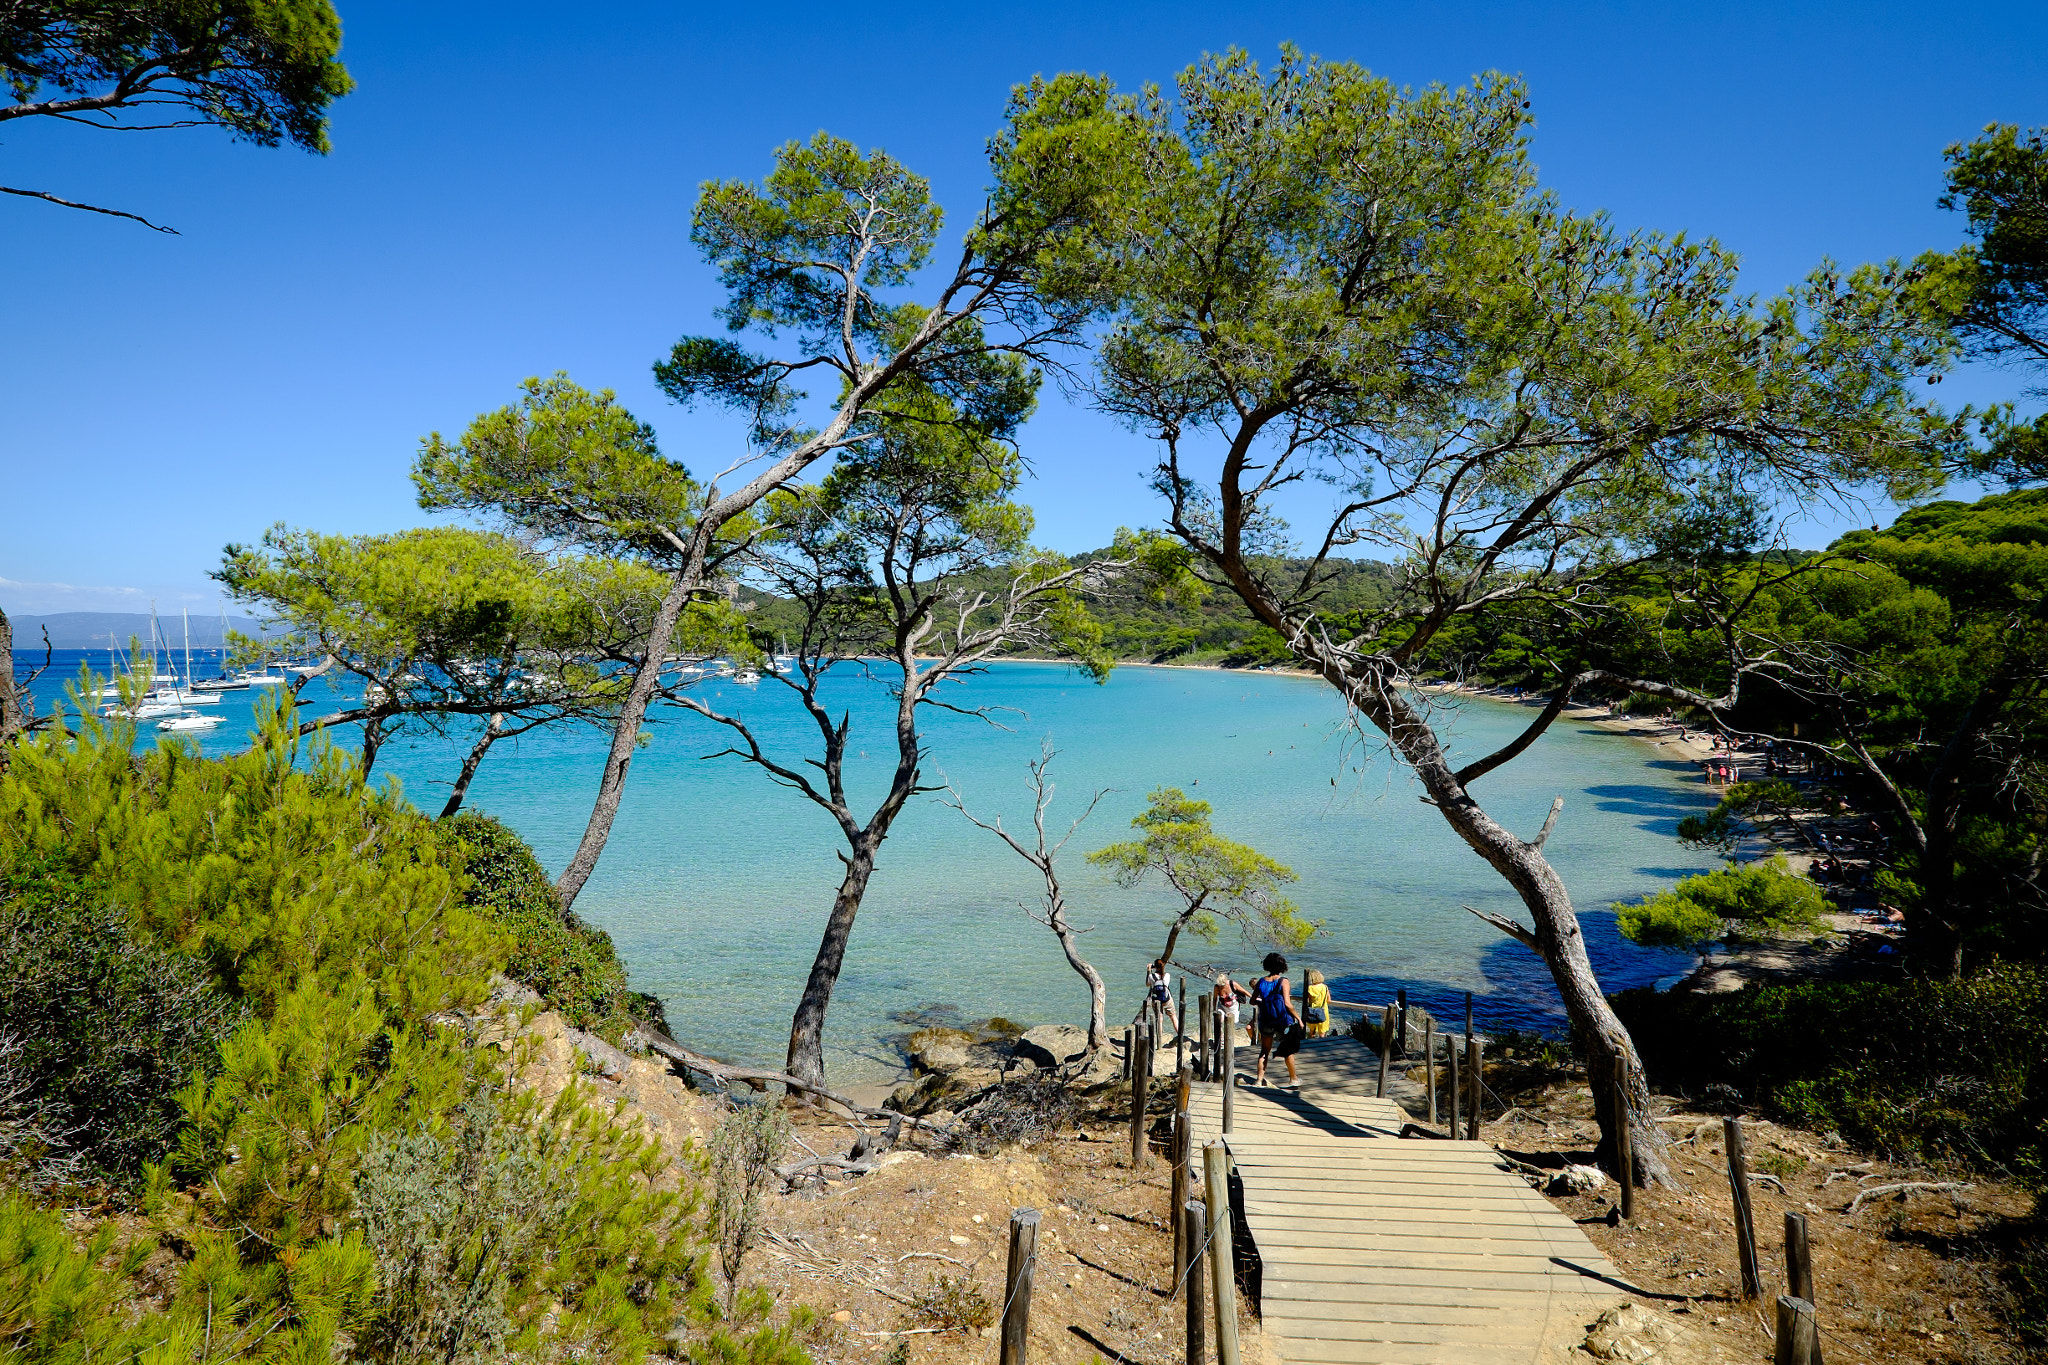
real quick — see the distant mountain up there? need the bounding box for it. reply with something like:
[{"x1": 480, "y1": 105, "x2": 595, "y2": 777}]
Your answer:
[{"x1": 7, "y1": 611, "x2": 274, "y2": 650}]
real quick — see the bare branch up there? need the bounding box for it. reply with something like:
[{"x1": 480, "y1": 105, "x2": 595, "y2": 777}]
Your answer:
[{"x1": 1, "y1": 184, "x2": 177, "y2": 232}]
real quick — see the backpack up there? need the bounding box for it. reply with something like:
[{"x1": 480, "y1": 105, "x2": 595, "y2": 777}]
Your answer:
[{"x1": 1253, "y1": 976, "x2": 1290, "y2": 1031}]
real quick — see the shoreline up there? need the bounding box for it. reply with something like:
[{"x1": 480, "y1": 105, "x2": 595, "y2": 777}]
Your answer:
[
  {"x1": 965, "y1": 659, "x2": 1892, "y2": 1002},
  {"x1": 1424, "y1": 679, "x2": 1905, "y2": 994}
]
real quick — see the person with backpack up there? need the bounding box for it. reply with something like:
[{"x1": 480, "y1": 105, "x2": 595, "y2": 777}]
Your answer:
[{"x1": 1252, "y1": 952, "x2": 1305, "y2": 1087}]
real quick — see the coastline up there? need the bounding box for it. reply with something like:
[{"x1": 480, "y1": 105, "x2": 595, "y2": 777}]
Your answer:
[
  {"x1": 976, "y1": 657, "x2": 1886, "y2": 1005},
  {"x1": 1421, "y1": 679, "x2": 1905, "y2": 994}
]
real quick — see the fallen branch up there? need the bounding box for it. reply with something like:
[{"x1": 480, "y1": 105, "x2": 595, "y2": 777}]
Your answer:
[
  {"x1": 636, "y1": 1026, "x2": 955, "y2": 1137},
  {"x1": 1846, "y1": 1181, "x2": 1973, "y2": 1215},
  {"x1": 760, "y1": 1229, "x2": 919, "y2": 1304},
  {"x1": 776, "y1": 1155, "x2": 878, "y2": 1182}
]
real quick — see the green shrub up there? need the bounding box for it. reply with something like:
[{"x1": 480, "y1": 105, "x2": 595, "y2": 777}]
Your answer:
[
  {"x1": 1613, "y1": 963, "x2": 2048, "y2": 1181},
  {"x1": 1614, "y1": 855, "x2": 1831, "y2": 948},
  {"x1": 0, "y1": 697, "x2": 811, "y2": 1364},
  {"x1": 905, "y1": 1274, "x2": 996, "y2": 1331},
  {"x1": 438, "y1": 811, "x2": 666, "y2": 1040},
  {"x1": 0, "y1": 858, "x2": 241, "y2": 1182}
]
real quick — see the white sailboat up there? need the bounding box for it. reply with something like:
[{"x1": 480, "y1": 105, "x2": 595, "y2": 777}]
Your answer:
[{"x1": 158, "y1": 712, "x2": 224, "y2": 732}]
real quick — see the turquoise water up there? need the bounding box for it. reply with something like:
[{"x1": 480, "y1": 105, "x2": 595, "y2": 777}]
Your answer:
[{"x1": 19, "y1": 654, "x2": 1713, "y2": 1084}]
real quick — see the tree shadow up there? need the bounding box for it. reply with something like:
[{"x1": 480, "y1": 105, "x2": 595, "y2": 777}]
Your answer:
[{"x1": 1581, "y1": 782, "x2": 1716, "y2": 834}]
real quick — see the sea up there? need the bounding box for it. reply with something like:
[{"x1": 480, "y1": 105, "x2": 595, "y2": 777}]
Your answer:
[{"x1": 14, "y1": 649, "x2": 1715, "y2": 1086}]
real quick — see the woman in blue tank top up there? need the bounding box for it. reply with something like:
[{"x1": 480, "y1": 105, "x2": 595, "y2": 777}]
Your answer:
[{"x1": 1252, "y1": 951, "x2": 1304, "y2": 1087}]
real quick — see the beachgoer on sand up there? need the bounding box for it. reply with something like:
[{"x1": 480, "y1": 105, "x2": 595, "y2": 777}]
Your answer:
[
  {"x1": 1252, "y1": 952, "x2": 1305, "y2": 1087},
  {"x1": 1303, "y1": 969, "x2": 1332, "y2": 1038}
]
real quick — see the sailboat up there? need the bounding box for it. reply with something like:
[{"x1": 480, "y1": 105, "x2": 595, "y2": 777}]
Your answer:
[{"x1": 191, "y1": 603, "x2": 251, "y2": 690}]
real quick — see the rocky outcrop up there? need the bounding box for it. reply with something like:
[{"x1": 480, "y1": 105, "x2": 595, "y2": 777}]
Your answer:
[{"x1": 1014, "y1": 1024, "x2": 1090, "y2": 1070}]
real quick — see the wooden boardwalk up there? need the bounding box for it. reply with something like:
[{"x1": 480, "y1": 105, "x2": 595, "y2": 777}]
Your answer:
[{"x1": 1184, "y1": 1034, "x2": 1624, "y2": 1364}]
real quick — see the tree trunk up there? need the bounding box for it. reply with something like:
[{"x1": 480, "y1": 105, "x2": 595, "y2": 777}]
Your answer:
[
  {"x1": 1336, "y1": 662, "x2": 1676, "y2": 1184},
  {"x1": 553, "y1": 570, "x2": 697, "y2": 916},
  {"x1": 0, "y1": 609, "x2": 24, "y2": 767},
  {"x1": 1048, "y1": 903, "x2": 1108, "y2": 1050},
  {"x1": 360, "y1": 714, "x2": 387, "y2": 776},
  {"x1": 439, "y1": 714, "x2": 503, "y2": 819},
  {"x1": 787, "y1": 844, "x2": 877, "y2": 1090},
  {"x1": 1156, "y1": 908, "x2": 1202, "y2": 967}
]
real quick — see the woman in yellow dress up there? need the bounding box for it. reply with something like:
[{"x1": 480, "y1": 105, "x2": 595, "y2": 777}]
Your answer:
[{"x1": 1304, "y1": 969, "x2": 1333, "y2": 1038}]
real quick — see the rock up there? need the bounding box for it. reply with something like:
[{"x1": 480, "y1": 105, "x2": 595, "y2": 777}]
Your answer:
[
  {"x1": 662, "y1": 1326, "x2": 690, "y2": 1359},
  {"x1": 907, "y1": 1027, "x2": 977, "y2": 1074},
  {"x1": 1547, "y1": 1164, "x2": 1608, "y2": 1197},
  {"x1": 489, "y1": 973, "x2": 543, "y2": 1008},
  {"x1": 1581, "y1": 1302, "x2": 1689, "y2": 1362},
  {"x1": 1015, "y1": 1024, "x2": 1090, "y2": 1070},
  {"x1": 916, "y1": 1042, "x2": 973, "y2": 1074},
  {"x1": 560, "y1": 1026, "x2": 634, "y2": 1082},
  {"x1": 830, "y1": 1310, "x2": 851, "y2": 1323}
]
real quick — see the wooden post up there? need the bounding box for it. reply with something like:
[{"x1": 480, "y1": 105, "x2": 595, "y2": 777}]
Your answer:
[
  {"x1": 1466, "y1": 1032, "x2": 1482, "y2": 1141},
  {"x1": 1197, "y1": 993, "x2": 1212, "y2": 1082},
  {"x1": 1783, "y1": 1213, "x2": 1821, "y2": 1361},
  {"x1": 1424, "y1": 1018, "x2": 1437, "y2": 1125},
  {"x1": 1726, "y1": 1116, "x2": 1763, "y2": 1298},
  {"x1": 1221, "y1": 1010, "x2": 1236, "y2": 1134},
  {"x1": 1000, "y1": 1207, "x2": 1039, "y2": 1365},
  {"x1": 1395, "y1": 987, "x2": 1408, "y2": 1055},
  {"x1": 1375, "y1": 1003, "x2": 1393, "y2": 1098},
  {"x1": 1170, "y1": 1084, "x2": 1190, "y2": 1299},
  {"x1": 1784, "y1": 1211, "x2": 1814, "y2": 1303},
  {"x1": 1612, "y1": 1075, "x2": 1635, "y2": 1220},
  {"x1": 1203, "y1": 1142, "x2": 1242, "y2": 1365},
  {"x1": 1130, "y1": 1023, "x2": 1150, "y2": 1169},
  {"x1": 1448, "y1": 1030, "x2": 1462, "y2": 1138},
  {"x1": 1122, "y1": 1025, "x2": 1133, "y2": 1082},
  {"x1": 1183, "y1": 1198, "x2": 1207, "y2": 1365},
  {"x1": 1773, "y1": 1295, "x2": 1818, "y2": 1365}
]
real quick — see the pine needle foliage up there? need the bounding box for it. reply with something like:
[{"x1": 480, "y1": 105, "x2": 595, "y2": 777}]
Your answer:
[{"x1": 0, "y1": 684, "x2": 813, "y2": 1363}]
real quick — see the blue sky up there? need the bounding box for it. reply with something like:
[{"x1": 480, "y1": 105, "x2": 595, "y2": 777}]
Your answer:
[{"x1": 3, "y1": 0, "x2": 2043, "y2": 615}]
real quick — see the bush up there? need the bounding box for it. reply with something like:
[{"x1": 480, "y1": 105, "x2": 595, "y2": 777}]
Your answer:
[
  {"x1": 439, "y1": 812, "x2": 666, "y2": 1041},
  {"x1": 1613, "y1": 963, "x2": 2048, "y2": 1182},
  {"x1": 0, "y1": 699, "x2": 810, "y2": 1364},
  {"x1": 708, "y1": 1099, "x2": 792, "y2": 1309},
  {"x1": 0, "y1": 859, "x2": 241, "y2": 1181},
  {"x1": 1614, "y1": 855, "x2": 1831, "y2": 948},
  {"x1": 905, "y1": 1274, "x2": 995, "y2": 1331}
]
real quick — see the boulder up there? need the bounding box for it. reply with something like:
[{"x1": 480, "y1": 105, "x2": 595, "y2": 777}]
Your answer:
[
  {"x1": 915, "y1": 1042, "x2": 972, "y2": 1074},
  {"x1": 907, "y1": 1026, "x2": 977, "y2": 1074},
  {"x1": 1580, "y1": 1302, "x2": 1692, "y2": 1362},
  {"x1": 1015, "y1": 1024, "x2": 1091, "y2": 1070},
  {"x1": 1546, "y1": 1164, "x2": 1608, "y2": 1197}
]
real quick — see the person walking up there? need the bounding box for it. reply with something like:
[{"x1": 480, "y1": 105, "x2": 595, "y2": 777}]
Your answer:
[
  {"x1": 1146, "y1": 958, "x2": 1177, "y2": 1037},
  {"x1": 1302, "y1": 969, "x2": 1332, "y2": 1038},
  {"x1": 1212, "y1": 973, "x2": 1251, "y2": 1080},
  {"x1": 1251, "y1": 952, "x2": 1305, "y2": 1088}
]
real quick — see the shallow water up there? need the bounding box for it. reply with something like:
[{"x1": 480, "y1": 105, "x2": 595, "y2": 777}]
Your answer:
[{"x1": 20, "y1": 654, "x2": 1712, "y2": 1084}]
